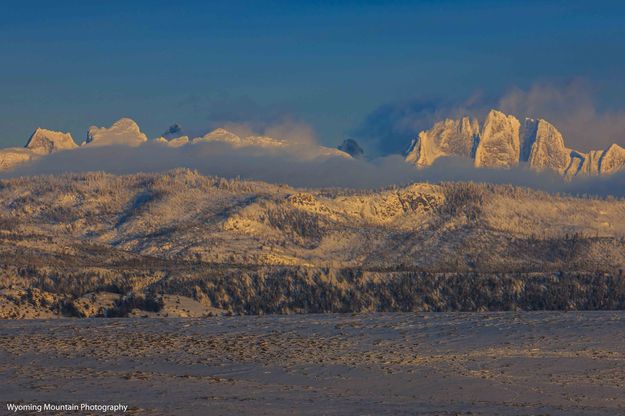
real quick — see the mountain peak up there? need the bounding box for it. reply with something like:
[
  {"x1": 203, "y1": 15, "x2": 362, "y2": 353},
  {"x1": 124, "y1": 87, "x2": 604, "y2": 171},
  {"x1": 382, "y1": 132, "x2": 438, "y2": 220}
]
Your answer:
[
  {"x1": 25, "y1": 128, "x2": 77, "y2": 155},
  {"x1": 527, "y1": 118, "x2": 570, "y2": 173},
  {"x1": 86, "y1": 118, "x2": 148, "y2": 147}
]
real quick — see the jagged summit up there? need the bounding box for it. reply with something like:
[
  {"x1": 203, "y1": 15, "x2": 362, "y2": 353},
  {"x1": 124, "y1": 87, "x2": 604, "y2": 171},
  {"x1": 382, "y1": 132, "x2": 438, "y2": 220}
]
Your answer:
[
  {"x1": 86, "y1": 118, "x2": 148, "y2": 147},
  {"x1": 25, "y1": 128, "x2": 77, "y2": 155},
  {"x1": 406, "y1": 109, "x2": 625, "y2": 177}
]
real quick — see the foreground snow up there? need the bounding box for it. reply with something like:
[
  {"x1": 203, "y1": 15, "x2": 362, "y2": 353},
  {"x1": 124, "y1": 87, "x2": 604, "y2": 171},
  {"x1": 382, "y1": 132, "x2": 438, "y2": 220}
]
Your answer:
[{"x1": 2, "y1": 313, "x2": 625, "y2": 415}]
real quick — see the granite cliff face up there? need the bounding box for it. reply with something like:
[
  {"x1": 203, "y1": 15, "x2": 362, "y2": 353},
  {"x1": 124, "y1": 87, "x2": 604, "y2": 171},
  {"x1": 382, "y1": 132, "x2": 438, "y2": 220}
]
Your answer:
[
  {"x1": 405, "y1": 117, "x2": 479, "y2": 167},
  {"x1": 406, "y1": 109, "x2": 625, "y2": 177},
  {"x1": 474, "y1": 110, "x2": 521, "y2": 168}
]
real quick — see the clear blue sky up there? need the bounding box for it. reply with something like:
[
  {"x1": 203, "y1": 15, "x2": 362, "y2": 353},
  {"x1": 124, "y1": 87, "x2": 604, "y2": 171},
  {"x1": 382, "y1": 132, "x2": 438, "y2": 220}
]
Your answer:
[{"x1": 1, "y1": 0, "x2": 625, "y2": 148}]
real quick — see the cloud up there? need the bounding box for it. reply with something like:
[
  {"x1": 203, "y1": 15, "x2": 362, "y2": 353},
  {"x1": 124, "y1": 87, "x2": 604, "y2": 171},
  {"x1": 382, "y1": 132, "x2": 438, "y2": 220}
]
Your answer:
[
  {"x1": 175, "y1": 92, "x2": 296, "y2": 136},
  {"x1": 353, "y1": 80, "x2": 625, "y2": 155},
  {"x1": 350, "y1": 94, "x2": 493, "y2": 157},
  {"x1": 497, "y1": 80, "x2": 625, "y2": 151},
  {"x1": 4, "y1": 141, "x2": 625, "y2": 197}
]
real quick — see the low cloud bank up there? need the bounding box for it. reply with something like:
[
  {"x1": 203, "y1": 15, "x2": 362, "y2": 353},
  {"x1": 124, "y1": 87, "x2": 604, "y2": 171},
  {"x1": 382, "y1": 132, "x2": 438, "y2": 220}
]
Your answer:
[
  {"x1": 499, "y1": 81, "x2": 625, "y2": 151},
  {"x1": 352, "y1": 80, "x2": 625, "y2": 156},
  {"x1": 3, "y1": 141, "x2": 624, "y2": 197}
]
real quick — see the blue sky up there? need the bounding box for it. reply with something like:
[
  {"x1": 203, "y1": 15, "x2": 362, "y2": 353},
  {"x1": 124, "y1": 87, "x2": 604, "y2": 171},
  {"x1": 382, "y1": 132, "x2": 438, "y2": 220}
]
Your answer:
[{"x1": 1, "y1": 0, "x2": 625, "y2": 151}]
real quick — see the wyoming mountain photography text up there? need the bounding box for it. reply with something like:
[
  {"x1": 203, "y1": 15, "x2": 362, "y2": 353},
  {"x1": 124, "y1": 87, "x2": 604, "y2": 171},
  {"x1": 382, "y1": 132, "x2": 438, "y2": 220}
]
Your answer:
[{"x1": 1, "y1": 1, "x2": 625, "y2": 415}]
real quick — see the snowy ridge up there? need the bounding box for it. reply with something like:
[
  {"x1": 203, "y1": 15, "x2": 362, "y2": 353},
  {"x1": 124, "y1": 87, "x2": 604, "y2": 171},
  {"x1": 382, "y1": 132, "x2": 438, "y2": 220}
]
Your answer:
[{"x1": 1, "y1": 169, "x2": 623, "y2": 271}]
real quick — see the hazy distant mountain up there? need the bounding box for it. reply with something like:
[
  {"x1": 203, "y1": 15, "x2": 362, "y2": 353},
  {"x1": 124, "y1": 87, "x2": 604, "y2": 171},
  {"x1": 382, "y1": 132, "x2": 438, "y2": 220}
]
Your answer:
[{"x1": 406, "y1": 109, "x2": 625, "y2": 177}]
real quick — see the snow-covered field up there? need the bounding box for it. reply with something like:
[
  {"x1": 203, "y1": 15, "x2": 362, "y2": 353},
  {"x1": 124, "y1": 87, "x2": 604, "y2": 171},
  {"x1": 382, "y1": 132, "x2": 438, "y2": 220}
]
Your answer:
[{"x1": 2, "y1": 312, "x2": 625, "y2": 415}]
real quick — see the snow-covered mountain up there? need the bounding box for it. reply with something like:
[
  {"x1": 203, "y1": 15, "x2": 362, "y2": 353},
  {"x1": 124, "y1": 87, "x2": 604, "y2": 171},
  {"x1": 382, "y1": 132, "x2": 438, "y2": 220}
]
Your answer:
[
  {"x1": 25, "y1": 128, "x2": 78, "y2": 154},
  {"x1": 406, "y1": 109, "x2": 625, "y2": 177},
  {"x1": 86, "y1": 118, "x2": 148, "y2": 147}
]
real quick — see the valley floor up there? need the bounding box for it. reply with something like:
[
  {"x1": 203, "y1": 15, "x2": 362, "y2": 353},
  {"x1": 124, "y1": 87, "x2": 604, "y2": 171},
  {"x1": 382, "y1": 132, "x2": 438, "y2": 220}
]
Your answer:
[{"x1": 1, "y1": 312, "x2": 625, "y2": 415}]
